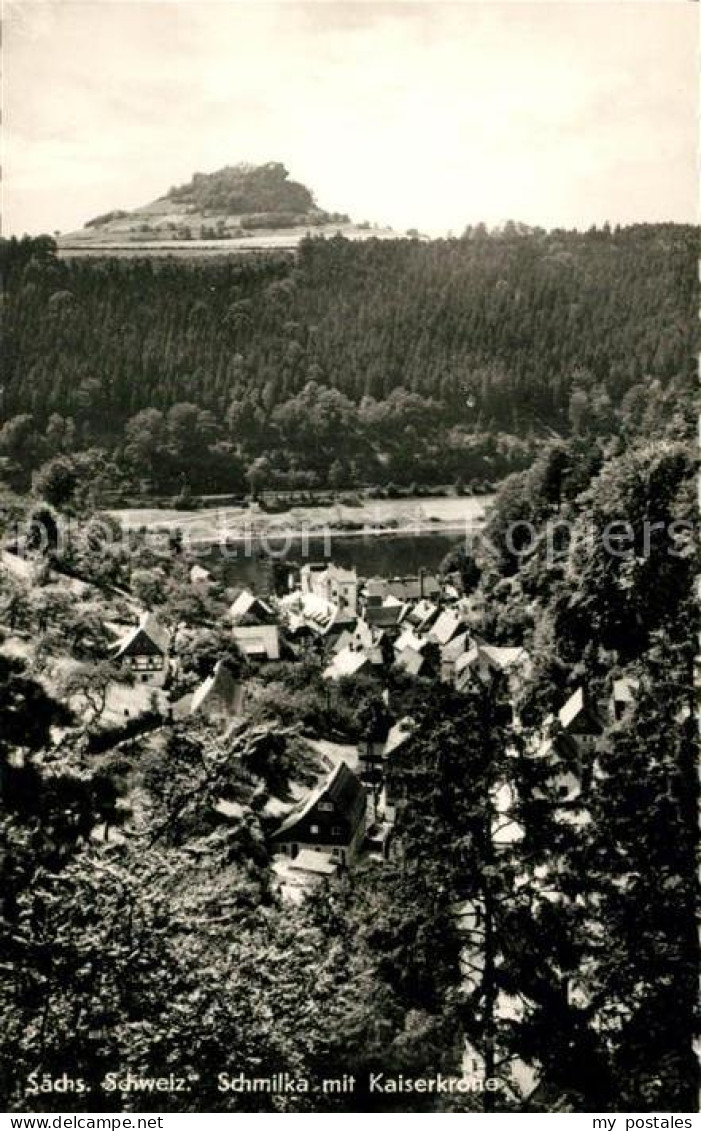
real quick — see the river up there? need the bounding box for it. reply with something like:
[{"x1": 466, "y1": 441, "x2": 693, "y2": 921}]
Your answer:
[
  {"x1": 152, "y1": 494, "x2": 495, "y2": 588},
  {"x1": 198, "y1": 528, "x2": 476, "y2": 589}
]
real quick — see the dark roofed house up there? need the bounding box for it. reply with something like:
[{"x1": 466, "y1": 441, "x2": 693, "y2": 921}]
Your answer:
[
  {"x1": 229, "y1": 588, "x2": 280, "y2": 660},
  {"x1": 531, "y1": 732, "x2": 587, "y2": 806},
  {"x1": 557, "y1": 687, "x2": 606, "y2": 753},
  {"x1": 190, "y1": 660, "x2": 247, "y2": 722},
  {"x1": 532, "y1": 686, "x2": 607, "y2": 808},
  {"x1": 229, "y1": 588, "x2": 276, "y2": 625},
  {"x1": 271, "y1": 761, "x2": 366, "y2": 867},
  {"x1": 113, "y1": 612, "x2": 170, "y2": 686},
  {"x1": 364, "y1": 601, "x2": 407, "y2": 634}
]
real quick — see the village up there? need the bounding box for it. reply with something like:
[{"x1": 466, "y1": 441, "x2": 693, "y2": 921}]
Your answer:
[
  {"x1": 1, "y1": 543, "x2": 639, "y2": 897},
  {"x1": 2, "y1": 530, "x2": 651, "y2": 1104}
]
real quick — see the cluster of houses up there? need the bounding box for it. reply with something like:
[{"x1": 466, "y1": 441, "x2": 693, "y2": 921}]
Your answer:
[
  {"x1": 275, "y1": 562, "x2": 533, "y2": 698},
  {"x1": 4, "y1": 545, "x2": 640, "y2": 916},
  {"x1": 3, "y1": 544, "x2": 646, "y2": 1097},
  {"x1": 103, "y1": 560, "x2": 640, "y2": 878},
  {"x1": 266, "y1": 669, "x2": 640, "y2": 911}
]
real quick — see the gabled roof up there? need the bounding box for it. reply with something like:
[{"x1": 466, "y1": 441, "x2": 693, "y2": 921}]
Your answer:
[
  {"x1": 480, "y1": 644, "x2": 529, "y2": 671},
  {"x1": 364, "y1": 577, "x2": 390, "y2": 599},
  {"x1": 190, "y1": 660, "x2": 247, "y2": 717},
  {"x1": 407, "y1": 598, "x2": 439, "y2": 628},
  {"x1": 213, "y1": 798, "x2": 245, "y2": 819},
  {"x1": 229, "y1": 588, "x2": 275, "y2": 624},
  {"x1": 331, "y1": 622, "x2": 384, "y2": 667},
  {"x1": 229, "y1": 588, "x2": 256, "y2": 620},
  {"x1": 558, "y1": 687, "x2": 604, "y2": 734},
  {"x1": 384, "y1": 717, "x2": 416, "y2": 757},
  {"x1": 558, "y1": 687, "x2": 585, "y2": 728},
  {"x1": 429, "y1": 609, "x2": 467, "y2": 647},
  {"x1": 612, "y1": 676, "x2": 639, "y2": 704},
  {"x1": 365, "y1": 603, "x2": 406, "y2": 628},
  {"x1": 332, "y1": 628, "x2": 354, "y2": 655},
  {"x1": 113, "y1": 612, "x2": 170, "y2": 658},
  {"x1": 383, "y1": 594, "x2": 403, "y2": 608},
  {"x1": 395, "y1": 647, "x2": 425, "y2": 676},
  {"x1": 300, "y1": 592, "x2": 336, "y2": 625},
  {"x1": 441, "y1": 631, "x2": 471, "y2": 663},
  {"x1": 453, "y1": 641, "x2": 529, "y2": 688},
  {"x1": 325, "y1": 607, "x2": 357, "y2": 633},
  {"x1": 273, "y1": 761, "x2": 364, "y2": 838},
  {"x1": 454, "y1": 644, "x2": 480, "y2": 673},
  {"x1": 533, "y1": 731, "x2": 579, "y2": 763},
  {"x1": 334, "y1": 618, "x2": 382, "y2": 652},
  {"x1": 189, "y1": 564, "x2": 212, "y2": 584},
  {"x1": 322, "y1": 647, "x2": 372, "y2": 682},
  {"x1": 1, "y1": 549, "x2": 38, "y2": 581},
  {"x1": 395, "y1": 626, "x2": 428, "y2": 654},
  {"x1": 282, "y1": 590, "x2": 345, "y2": 635}
]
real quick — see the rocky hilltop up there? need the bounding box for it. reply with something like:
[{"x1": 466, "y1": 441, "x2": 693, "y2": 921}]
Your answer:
[{"x1": 58, "y1": 161, "x2": 402, "y2": 254}]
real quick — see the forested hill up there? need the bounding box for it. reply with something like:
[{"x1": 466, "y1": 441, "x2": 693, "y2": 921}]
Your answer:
[
  {"x1": 0, "y1": 223, "x2": 697, "y2": 493},
  {"x1": 66, "y1": 162, "x2": 354, "y2": 244},
  {"x1": 164, "y1": 161, "x2": 322, "y2": 216}
]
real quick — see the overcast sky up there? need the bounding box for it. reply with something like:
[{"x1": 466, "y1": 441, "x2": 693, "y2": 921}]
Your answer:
[{"x1": 3, "y1": 0, "x2": 698, "y2": 236}]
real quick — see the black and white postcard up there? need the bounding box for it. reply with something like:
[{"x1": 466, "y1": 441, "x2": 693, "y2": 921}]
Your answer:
[{"x1": 1, "y1": 0, "x2": 698, "y2": 1118}]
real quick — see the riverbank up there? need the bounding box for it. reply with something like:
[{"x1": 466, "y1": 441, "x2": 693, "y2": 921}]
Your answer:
[{"x1": 107, "y1": 493, "x2": 493, "y2": 545}]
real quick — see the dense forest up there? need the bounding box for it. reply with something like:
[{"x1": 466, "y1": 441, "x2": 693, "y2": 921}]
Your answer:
[{"x1": 0, "y1": 223, "x2": 697, "y2": 496}]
